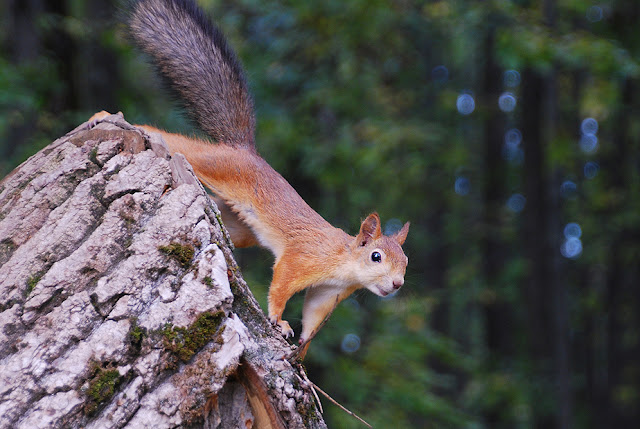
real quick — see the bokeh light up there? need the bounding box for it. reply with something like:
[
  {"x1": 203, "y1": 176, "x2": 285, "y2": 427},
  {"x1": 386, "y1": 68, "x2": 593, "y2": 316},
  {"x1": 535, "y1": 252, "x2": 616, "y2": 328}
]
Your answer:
[
  {"x1": 503, "y1": 128, "x2": 524, "y2": 164},
  {"x1": 432, "y1": 65, "x2": 449, "y2": 83},
  {"x1": 504, "y1": 70, "x2": 521, "y2": 88},
  {"x1": 579, "y1": 134, "x2": 599, "y2": 153},
  {"x1": 564, "y1": 222, "x2": 582, "y2": 239},
  {"x1": 498, "y1": 92, "x2": 517, "y2": 113},
  {"x1": 506, "y1": 193, "x2": 526, "y2": 212},
  {"x1": 505, "y1": 128, "x2": 522, "y2": 146},
  {"x1": 561, "y1": 237, "x2": 583, "y2": 259},
  {"x1": 584, "y1": 161, "x2": 599, "y2": 179},
  {"x1": 561, "y1": 180, "x2": 577, "y2": 199},
  {"x1": 586, "y1": 5, "x2": 603, "y2": 23},
  {"x1": 384, "y1": 218, "x2": 405, "y2": 235},
  {"x1": 457, "y1": 93, "x2": 475, "y2": 115},
  {"x1": 455, "y1": 176, "x2": 470, "y2": 195},
  {"x1": 581, "y1": 117, "x2": 599, "y2": 135},
  {"x1": 341, "y1": 333, "x2": 361, "y2": 354}
]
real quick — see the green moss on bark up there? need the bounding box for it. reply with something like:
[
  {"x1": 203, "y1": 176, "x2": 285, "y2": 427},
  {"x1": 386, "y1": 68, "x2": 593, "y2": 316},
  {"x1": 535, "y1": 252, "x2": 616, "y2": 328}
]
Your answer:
[
  {"x1": 162, "y1": 311, "x2": 225, "y2": 362},
  {"x1": 83, "y1": 362, "x2": 122, "y2": 416},
  {"x1": 158, "y1": 242, "x2": 195, "y2": 268}
]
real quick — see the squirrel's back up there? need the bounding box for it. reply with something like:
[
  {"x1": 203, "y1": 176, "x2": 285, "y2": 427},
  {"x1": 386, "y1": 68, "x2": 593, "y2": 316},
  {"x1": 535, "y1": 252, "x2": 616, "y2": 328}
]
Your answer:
[
  {"x1": 130, "y1": 0, "x2": 255, "y2": 149},
  {"x1": 130, "y1": 0, "x2": 341, "y2": 259},
  {"x1": 122, "y1": 0, "x2": 411, "y2": 356}
]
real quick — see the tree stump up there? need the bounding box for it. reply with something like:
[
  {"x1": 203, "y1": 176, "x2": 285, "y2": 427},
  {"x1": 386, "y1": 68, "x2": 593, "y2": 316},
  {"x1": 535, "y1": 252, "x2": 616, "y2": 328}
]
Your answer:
[{"x1": 0, "y1": 113, "x2": 326, "y2": 429}]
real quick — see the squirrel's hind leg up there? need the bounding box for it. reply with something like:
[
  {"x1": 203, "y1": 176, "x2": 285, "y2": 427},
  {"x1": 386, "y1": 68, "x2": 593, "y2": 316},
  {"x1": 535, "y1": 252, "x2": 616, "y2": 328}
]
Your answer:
[
  {"x1": 87, "y1": 110, "x2": 113, "y2": 128},
  {"x1": 211, "y1": 196, "x2": 259, "y2": 248}
]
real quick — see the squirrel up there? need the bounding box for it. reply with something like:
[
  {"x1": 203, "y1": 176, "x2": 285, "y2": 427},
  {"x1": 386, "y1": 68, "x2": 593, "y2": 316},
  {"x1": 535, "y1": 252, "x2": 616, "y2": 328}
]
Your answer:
[{"x1": 92, "y1": 0, "x2": 410, "y2": 358}]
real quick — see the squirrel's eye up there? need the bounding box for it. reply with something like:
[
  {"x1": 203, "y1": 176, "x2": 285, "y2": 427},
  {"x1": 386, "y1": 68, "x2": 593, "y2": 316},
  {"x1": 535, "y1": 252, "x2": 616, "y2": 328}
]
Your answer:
[{"x1": 371, "y1": 251, "x2": 382, "y2": 262}]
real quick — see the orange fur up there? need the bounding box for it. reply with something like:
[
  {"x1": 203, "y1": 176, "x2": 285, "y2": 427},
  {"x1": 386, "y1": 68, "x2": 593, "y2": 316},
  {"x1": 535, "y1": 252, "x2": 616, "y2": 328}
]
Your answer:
[
  {"x1": 90, "y1": 111, "x2": 410, "y2": 357},
  {"x1": 110, "y1": 0, "x2": 410, "y2": 359}
]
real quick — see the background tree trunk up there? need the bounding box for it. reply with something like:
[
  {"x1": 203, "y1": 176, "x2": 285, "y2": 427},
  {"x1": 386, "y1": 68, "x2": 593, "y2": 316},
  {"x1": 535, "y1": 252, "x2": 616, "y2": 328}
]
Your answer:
[{"x1": 0, "y1": 113, "x2": 326, "y2": 429}]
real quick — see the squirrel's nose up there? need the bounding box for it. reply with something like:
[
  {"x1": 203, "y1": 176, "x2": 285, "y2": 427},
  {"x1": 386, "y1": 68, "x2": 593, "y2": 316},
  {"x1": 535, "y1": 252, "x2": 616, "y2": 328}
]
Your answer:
[{"x1": 392, "y1": 279, "x2": 404, "y2": 290}]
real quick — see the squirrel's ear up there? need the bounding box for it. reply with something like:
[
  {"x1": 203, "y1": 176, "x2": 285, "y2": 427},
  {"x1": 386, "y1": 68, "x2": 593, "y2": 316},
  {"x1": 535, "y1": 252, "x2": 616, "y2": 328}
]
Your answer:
[
  {"x1": 393, "y1": 221, "x2": 410, "y2": 245},
  {"x1": 357, "y1": 213, "x2": 382, "y2": 246}
]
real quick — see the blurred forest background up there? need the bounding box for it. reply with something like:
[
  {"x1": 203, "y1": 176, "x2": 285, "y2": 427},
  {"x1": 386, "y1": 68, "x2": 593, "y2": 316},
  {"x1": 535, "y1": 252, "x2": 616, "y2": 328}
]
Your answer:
[{"x1": 1, "y1": 0, "x2": 639, "y2": 427}]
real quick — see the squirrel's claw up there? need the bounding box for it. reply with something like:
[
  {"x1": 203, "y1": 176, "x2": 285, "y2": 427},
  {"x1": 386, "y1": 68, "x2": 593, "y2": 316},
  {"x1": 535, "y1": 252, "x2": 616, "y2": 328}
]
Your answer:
[
  {"x1": 280, "y1": 322, "x2": 294, "y2": 339},
  {"x1": 270, "y1": 315, "x2": 294, "y2": 339}
]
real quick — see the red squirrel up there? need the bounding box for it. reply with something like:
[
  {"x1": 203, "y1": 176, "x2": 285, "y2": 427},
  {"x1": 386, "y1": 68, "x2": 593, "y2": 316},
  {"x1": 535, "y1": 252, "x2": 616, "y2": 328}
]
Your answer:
[{"x1": 92, "y1": 0, "x2": 409, "y2": 358}]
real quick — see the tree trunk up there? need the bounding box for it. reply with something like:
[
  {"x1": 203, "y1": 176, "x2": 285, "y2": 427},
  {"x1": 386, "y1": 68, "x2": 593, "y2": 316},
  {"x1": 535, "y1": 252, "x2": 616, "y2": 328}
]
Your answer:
[
  {"x1": 0, "y1": 113, "x2": 326, "y2": 429},
  {"x1": 480, "y1": 24, "x2": 510, "y2": 358},
  {"x1": 521, "y1": 69, "x2": 555, "y2": 429}
]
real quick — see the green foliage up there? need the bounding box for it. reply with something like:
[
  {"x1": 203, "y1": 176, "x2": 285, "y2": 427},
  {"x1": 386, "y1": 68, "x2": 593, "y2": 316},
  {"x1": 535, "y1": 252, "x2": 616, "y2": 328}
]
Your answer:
[
  {"x1": 324, "y1": 299, "x2": 474, "y2": 427},
  {"x1": 3, "y1": 0, "x2": 640, "y2": 427}
]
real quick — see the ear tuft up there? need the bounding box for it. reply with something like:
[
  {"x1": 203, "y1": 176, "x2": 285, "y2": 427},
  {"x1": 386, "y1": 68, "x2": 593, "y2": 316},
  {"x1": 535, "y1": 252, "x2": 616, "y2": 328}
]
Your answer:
[
  {"x1": 393, "y1": 221, "x2": 410, "y2": 245},
  {"x1": 357, "y1": 212, "x2": 382, "y2": 246}
]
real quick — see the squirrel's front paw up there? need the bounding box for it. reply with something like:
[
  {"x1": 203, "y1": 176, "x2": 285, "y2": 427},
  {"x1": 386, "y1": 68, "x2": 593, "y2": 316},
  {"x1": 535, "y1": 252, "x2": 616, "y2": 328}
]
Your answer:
[{"x1": 270, "y1": 315, "x2": 294, "y2": 339}]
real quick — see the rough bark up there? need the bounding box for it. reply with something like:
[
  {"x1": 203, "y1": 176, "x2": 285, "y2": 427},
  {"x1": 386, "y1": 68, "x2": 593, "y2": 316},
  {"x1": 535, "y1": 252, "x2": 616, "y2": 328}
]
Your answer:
[{"x1": 0, "y1": 113, "x2": 326, "y2": 429}]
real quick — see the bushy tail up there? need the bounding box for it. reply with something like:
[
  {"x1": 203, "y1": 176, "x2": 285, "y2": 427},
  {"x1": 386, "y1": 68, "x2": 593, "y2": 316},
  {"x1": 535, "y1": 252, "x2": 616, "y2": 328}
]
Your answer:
[{"x1": 130, "y1": 0, "x2": 255, "y2": 149}]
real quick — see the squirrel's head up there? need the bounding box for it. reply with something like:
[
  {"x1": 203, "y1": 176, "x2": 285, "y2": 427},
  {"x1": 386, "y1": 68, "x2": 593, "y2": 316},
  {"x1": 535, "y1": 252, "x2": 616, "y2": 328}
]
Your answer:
[{"x1": 352, "y1": 212, "x2": 410, "y2": 297}]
